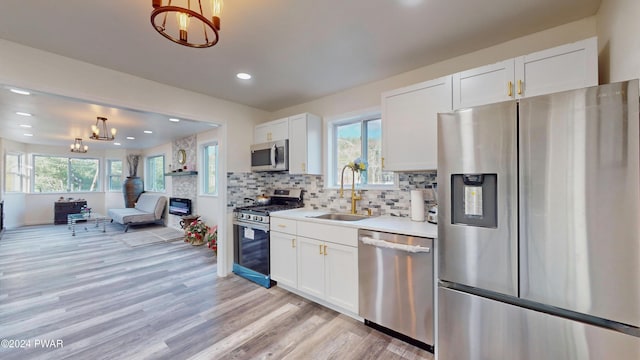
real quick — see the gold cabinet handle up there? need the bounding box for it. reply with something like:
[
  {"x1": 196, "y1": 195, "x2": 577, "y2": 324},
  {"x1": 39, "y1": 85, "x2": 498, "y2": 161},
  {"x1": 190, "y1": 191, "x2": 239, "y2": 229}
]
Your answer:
[
  {"x1": 319, "y1": 244, "x2": 323, "y2": 255},
  {"x1": 508, "y1": 81, "x2": 513, "y2": 97},
  {"x1": 302, "y1": 162, "x2": 306, "y2": 172},
  {"x1": 381, "y1": 157, "x2": 385, "y2": 169},
  {"x1": 517, "y1": 80, "x2": 523, "y2": 95},
  {"x1": 277, "y1": 224, "x2": 286, "y2": 228},
  {"x1": 323, "y1": 245, "x2": 328, "y2": 256},
  {"x1": 291, "y1": 238, "x2": 296, "y2": 248}
]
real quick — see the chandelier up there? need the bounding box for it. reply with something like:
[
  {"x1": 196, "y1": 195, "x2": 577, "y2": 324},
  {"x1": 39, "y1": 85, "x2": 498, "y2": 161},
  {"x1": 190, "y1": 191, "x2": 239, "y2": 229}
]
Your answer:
[
  {"x1": 90, "y1": 116, "x2": 117, "y2": 141},
  {"x1": 70, "y1": 138, "x2": 88, "y2": 153},
  {"x1": 151, "y1": 0, "x2": 223, "y2": 48}
]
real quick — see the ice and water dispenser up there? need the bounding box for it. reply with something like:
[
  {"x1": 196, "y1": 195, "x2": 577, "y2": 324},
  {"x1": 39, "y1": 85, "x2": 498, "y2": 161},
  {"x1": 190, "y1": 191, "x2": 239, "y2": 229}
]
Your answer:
[{"x1": 450, "y1": 174, "x2": 497, "y2": 228}]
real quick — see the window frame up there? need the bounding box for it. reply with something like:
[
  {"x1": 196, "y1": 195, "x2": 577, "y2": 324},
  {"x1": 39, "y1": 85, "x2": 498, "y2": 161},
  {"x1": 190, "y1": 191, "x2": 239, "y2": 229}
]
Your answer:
[
  {"x1": 5, "y1": 152, "x2": 25, "y2": 193},
  {"x1": 145, "y1": 154, "x2": 165, "y2": 193},
  {"x1": 325, "y1": 108, "x2": 398, "y2": 190},
  {"x1": 31, "y1": 154, "x2": 101, "y2": 193},
  {"x1": 201, "y1": 141, "x2": 219, "y2": 196},
  {"x1": 107, "y1": 159, "x2": 123, "y2": 192}
]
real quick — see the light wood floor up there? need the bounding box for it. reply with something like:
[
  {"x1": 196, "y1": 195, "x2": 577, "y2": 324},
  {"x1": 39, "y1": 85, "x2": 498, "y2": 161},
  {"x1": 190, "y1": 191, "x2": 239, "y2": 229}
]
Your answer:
[{"x1": 0, "y1": 224, "x2": 433, "y2": 360}]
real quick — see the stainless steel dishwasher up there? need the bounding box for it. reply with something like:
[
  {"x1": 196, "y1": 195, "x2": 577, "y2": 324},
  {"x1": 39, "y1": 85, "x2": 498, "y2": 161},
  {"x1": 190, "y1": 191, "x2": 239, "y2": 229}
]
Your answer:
[{"x1": 358, "y1": 229, "x2": 434, "y2": 350}]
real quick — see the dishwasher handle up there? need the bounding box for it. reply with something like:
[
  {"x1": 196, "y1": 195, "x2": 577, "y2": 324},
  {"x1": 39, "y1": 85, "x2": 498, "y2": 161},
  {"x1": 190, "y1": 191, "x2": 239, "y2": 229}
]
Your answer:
[{"x1": 360, "y1": 236, "x2": 431, "y2": 253}]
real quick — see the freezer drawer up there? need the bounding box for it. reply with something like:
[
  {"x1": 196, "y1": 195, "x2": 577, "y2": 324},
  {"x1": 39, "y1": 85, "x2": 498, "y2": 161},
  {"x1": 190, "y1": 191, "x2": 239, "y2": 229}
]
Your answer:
[
  {"x1": 438, "y1": 287, "x2": 640, "y2": 360},
  {"x1": 519, "y1": 80, "x2": 640, "y2": 328},
  {"x1": 358, "y1": 229, "x2": 434, "y2": 346}
]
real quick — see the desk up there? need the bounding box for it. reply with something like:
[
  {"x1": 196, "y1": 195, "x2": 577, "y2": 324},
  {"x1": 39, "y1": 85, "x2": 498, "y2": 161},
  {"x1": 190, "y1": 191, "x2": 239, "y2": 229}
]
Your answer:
[{"x1": 68, "y1": 212, "x2": 108, "y2": 236}]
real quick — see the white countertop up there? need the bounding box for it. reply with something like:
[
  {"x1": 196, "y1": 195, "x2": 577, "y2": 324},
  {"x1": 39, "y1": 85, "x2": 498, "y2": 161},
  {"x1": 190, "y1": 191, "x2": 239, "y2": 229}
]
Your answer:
[{"x1": 270, "y1": 208, "x2": 438, "y2": 238}]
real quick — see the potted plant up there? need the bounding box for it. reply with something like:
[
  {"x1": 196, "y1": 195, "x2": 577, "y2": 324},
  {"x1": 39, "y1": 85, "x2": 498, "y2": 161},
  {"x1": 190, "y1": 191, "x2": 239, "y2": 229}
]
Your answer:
[{"x1": 185, "y1": 220, "x2": 217, "y2": 252}]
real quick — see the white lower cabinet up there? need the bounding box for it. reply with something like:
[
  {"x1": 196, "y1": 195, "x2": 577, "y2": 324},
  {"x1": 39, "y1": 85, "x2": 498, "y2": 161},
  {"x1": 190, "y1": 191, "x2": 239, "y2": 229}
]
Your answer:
[
  {"x1": 297, "y1": 236, "x2": 326, "y2": 299},
  {"x1": 323, "y1": 241, "x2": 358, "y2": 312},
  {"x1": 270, "y1": 218, "x2": 359, "y2": 315},
  {"x1": 270, "y1": 231, "x2": 298, "y2": 288}
]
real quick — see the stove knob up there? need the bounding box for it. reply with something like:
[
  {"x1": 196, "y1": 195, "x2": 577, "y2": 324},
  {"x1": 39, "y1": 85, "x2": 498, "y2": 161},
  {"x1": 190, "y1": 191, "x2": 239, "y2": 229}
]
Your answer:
[
  {"x1": 253, "y1": 215, "x2": 259, "y2": 221},
  {"x1": 256, "y1": 216, "x2": 263, "y2": 222},
  {"x1": 241, "y1": 214, "x2": 248, "y2": 220}
]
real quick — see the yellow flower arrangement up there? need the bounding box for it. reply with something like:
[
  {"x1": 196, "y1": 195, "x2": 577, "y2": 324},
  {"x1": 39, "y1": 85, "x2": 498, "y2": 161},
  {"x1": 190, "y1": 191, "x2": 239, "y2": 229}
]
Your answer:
[{"x1": 347, "y1": 158, "x2": 367, "y2": 173}]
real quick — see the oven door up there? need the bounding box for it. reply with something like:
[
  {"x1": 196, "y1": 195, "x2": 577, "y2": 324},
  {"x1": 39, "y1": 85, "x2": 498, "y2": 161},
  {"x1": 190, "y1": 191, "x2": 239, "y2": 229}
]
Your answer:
[{"x1": 233, "y1": 219, "x2": 272, "y2": 288}]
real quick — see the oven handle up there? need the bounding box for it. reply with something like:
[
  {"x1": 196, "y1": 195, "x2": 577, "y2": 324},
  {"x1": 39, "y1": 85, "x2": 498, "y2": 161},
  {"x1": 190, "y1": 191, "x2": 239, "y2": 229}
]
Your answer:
[
  {"x1": 233, "y1": 219, "x2": 270, "y2": 232},
  {"x1": 360, "y1": 236, "x2": 430, "y2": 253}
]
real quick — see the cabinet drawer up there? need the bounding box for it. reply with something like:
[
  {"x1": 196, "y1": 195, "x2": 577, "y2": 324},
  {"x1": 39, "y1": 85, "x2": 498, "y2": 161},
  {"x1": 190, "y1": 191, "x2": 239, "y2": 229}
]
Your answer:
[
  {"x1": 270, "y1": 217, "x2": 297, "y2": 235},
  {"x1": 297, "y1": 221, "x2": 358, "y2": 247}
]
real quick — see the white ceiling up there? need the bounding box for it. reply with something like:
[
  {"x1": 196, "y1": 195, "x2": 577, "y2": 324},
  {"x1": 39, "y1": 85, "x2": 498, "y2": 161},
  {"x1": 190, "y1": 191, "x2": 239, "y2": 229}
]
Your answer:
[{"x1": 0, "y1": 0, "x2": 601, "y2": 150}]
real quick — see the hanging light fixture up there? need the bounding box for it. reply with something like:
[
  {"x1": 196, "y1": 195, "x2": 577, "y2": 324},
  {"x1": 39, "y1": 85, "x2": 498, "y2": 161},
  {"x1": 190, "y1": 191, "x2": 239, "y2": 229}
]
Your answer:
[
  {"x1": 90, "y1": 116, "x2": 117, "y2": 141},
  {"x1": 151, "y1": 0, "x2": 223, "y2": 48},
  {"x1": 70, "y1": 138, "x2": 88, "y2": 153}
]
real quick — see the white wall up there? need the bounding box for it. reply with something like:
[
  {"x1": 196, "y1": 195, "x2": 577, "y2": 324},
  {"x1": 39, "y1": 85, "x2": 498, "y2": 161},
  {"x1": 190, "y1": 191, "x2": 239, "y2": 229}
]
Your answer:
[
  {"x1": 196, "y1": 127, "x2": 231, "y2": 272},
  {"x1": 596, "y1": 0, "x2": 640, "y2": 85},
  {"x1": 269, "y1": 17, "x2": 597, "y2": 120}
]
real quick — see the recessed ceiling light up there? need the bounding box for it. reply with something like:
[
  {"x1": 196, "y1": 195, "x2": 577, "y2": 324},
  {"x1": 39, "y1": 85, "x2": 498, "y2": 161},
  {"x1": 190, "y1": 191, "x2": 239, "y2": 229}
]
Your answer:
[
  {"x1": 23, "y1": 133, "x2": 33, "y2": 137},
  {"x1": 126, "y1": 136, "x2": 135, "y2": 140},
  {"x1": 237, "y1": 73, "x2": 252, "y2": 80},
  {"x1": 19, "y1": 124, "x2": 32, "y2": 128},
  {"x1": 16, "y1": 112, "x2": 32, "y2": 117},
  {"x1": 169, "y1": 118, "x2": 180, "y2": 122},
  {"x1": 10, "y1": 88, "x2": 30, "y2": 95},
  {"x1": 144, "y1": 130, "x2": 153, "y2": 134},
  {"x1": 114, "y1": 142, "x2": 121, "y2": 146}
]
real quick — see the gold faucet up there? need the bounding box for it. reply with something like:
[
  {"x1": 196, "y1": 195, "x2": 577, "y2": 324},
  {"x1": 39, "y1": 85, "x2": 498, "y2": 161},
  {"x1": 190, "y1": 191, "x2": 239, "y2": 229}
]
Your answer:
[{"x1": 340, "y1": 164, "x2": 362, "y2": 214}]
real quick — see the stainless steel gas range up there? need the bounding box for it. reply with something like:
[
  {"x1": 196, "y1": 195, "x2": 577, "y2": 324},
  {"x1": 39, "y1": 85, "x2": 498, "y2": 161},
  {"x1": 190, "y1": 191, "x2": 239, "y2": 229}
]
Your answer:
[{"x1": 232, "y1": 189, "x2": 303, "y2": 288}]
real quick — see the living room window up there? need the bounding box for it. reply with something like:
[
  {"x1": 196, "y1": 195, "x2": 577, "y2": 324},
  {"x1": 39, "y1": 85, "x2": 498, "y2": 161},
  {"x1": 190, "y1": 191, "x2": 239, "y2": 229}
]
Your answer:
[
  {"x1": 327, "y1": 110, "x2": 396, "y2": 188},
  {"x1": 202, "y1": 142, "x2": 218, "y2": 195},
  {"x1": 107, "y1": 159, "x2": 123, "y2": 192},
  {"x1": 146, "y1": 155, "x2": 165, "y2": 192},
  {"x1": 5, "y1": 153, "x2": 24, "y2": 192},
  {"x1": 33, "y1": 155, "x2": 100, "y2": 193}
]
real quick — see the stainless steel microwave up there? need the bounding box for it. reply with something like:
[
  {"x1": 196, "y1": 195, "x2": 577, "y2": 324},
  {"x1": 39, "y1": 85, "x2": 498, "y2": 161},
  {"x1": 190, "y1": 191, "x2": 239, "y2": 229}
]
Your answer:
[{"x1": 250, "y1": 140, "x2": 288, "y2": 172}]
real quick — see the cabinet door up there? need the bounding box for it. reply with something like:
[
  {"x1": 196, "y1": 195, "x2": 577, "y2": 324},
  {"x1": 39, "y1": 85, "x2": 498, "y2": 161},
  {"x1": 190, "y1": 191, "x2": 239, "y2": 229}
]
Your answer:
[
  {"x1": 288, "y1": 113, "x2": 322, "y2": 175},
  {"x1": 254, "y1": 118, "x2": 289, "y2": 143},
  {"x1": 254, "y1": 124, "x2": 270, "y2": 144},
  {"x1": 288, "y1": 114, "x2": 308, "y2": 174},
  {"x1": 270, "y1": 231, "x2": 298, "y2": 288},
  {"x1": 515, "y1": 37, "x2": 597, "y2": 98},
  {"x1": 453, "y1": 59, "x2": 515, "y2": 109},
  {"x1": 382, "y1": 76, "x2": 452, "y2": 171},
  {"x1": 324, "y1": 242, "x2": 359, "y2": 313},
  {"x1": 297, "y1": 236, "x2": 325, "y2": 299},
  {"x1": 269, "y1": 118, "x2": 290, "y2": 142}
]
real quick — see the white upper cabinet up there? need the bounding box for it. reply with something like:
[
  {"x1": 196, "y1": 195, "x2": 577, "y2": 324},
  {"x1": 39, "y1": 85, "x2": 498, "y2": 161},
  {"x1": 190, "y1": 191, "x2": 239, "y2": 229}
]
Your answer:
[
  {"x1": 453, "y1": 37, "x2": 598, "y2": 109},
  {"x1": 514, "y1": 37, "x2": 598, "y2": 99},
  {"x1": 288, "y1": 113, "x2": 322, "y2": 175},
  {"x1": 453, "y1": 60, "x2": 515, "y2": 110},
  {"x1": 254, "y1": 117, "x2": 289, "y2": 143},
  {"x1": 382, "y1": 75, "x2": 452, "y2": 171}
]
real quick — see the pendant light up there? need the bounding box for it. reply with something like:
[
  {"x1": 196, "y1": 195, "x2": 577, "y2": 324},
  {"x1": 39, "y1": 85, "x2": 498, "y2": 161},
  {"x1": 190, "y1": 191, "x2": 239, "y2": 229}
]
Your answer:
[
  {"x1": 70, "y1": 138, "x2": 88, "y2": 153},
  {"x1": 151, "y1": 0, "x2": 223, "y2": 48}
]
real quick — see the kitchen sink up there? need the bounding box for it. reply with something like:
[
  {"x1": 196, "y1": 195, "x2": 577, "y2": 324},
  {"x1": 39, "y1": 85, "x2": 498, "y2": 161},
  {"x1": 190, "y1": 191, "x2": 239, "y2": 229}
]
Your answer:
[{"x1": 309, "y1": 213, "x2": 374, "y2": 221}]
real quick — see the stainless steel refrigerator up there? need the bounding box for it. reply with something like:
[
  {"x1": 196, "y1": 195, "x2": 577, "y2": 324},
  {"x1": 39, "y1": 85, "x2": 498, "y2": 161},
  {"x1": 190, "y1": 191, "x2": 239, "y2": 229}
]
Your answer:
[{"x1": 437, "y1": 80, "x2": 640, "y2": 359}]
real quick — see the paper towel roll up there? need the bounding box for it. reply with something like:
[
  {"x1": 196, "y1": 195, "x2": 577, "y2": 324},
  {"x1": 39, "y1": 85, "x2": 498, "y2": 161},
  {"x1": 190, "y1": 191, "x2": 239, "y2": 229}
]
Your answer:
[{"x1": 411, "y1": 190, "x2": 425, "y2": 222}]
